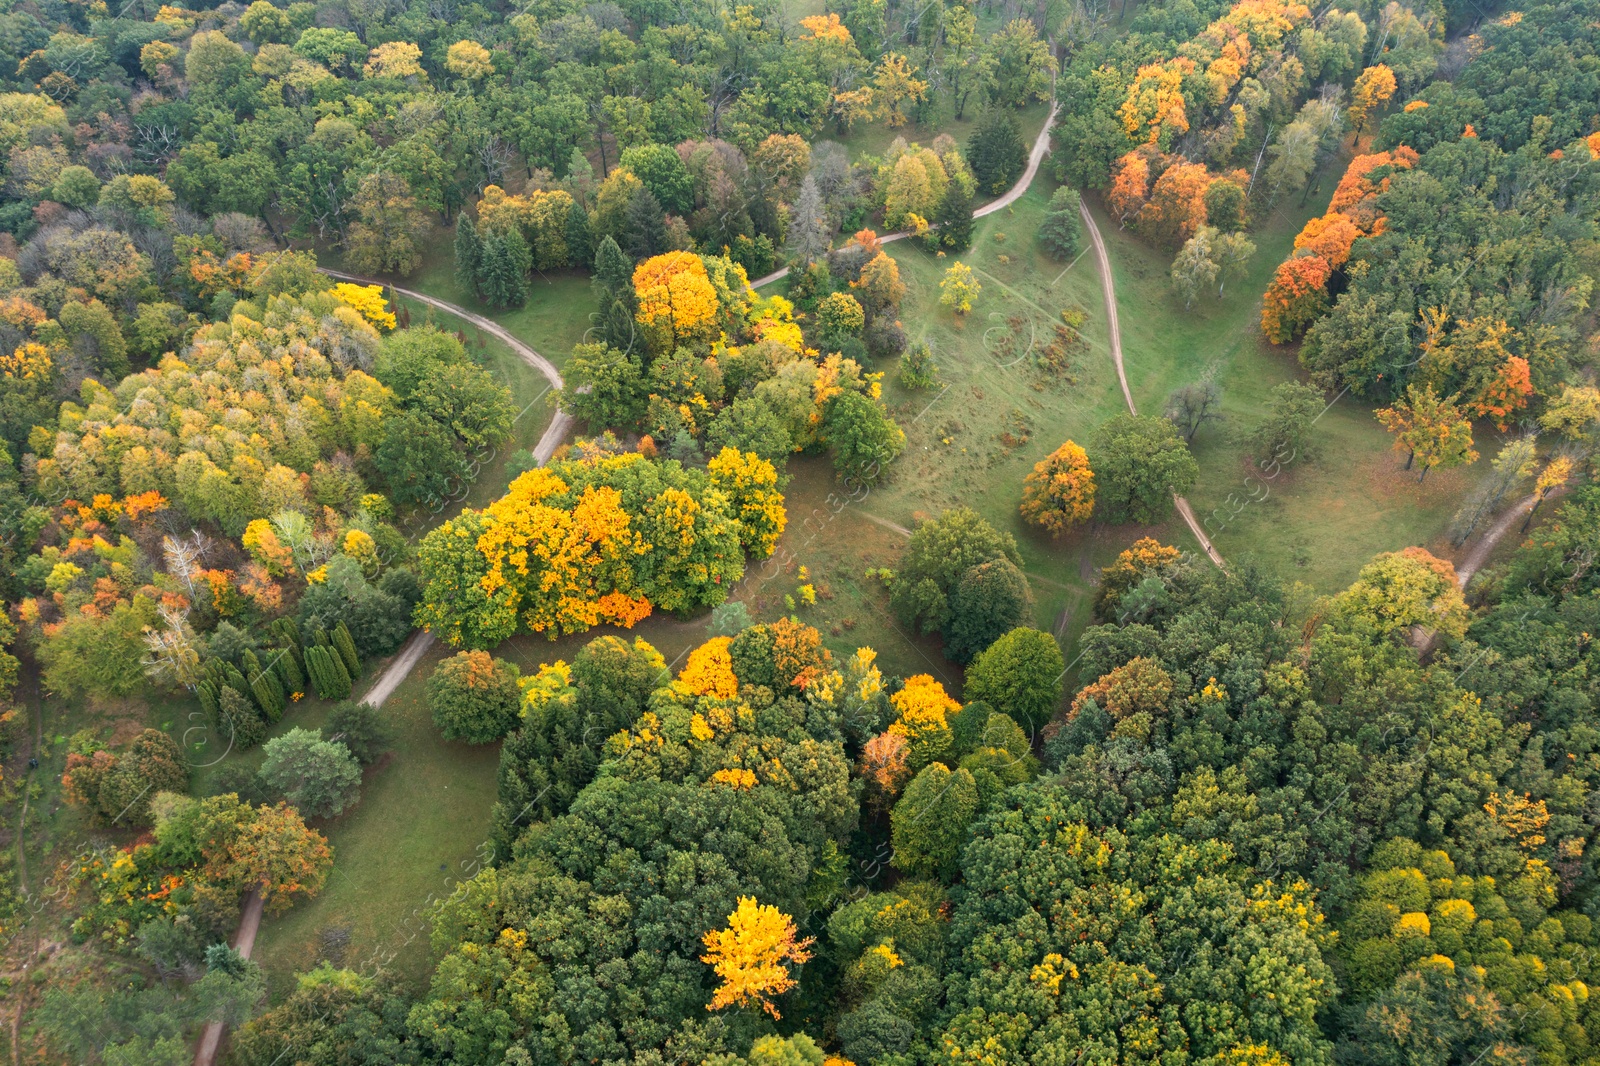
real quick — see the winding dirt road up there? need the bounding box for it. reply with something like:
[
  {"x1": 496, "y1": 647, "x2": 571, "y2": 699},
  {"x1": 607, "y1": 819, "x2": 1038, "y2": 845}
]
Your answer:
[
  {"x1": 1454, "y1": 486, "x2": 1568, "y2": 589},
  {"x1": 749, "y1": 104, "x2": 1060, "y2": 288},
  {"x1": 1076, "y1": 202, "x2": 1228, "y2": 570}
]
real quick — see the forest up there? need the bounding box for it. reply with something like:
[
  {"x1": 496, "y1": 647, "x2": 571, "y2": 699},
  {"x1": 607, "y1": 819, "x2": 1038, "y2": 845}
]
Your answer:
[{"x1": 1, "y1": 0, "x2": 1599, "y2": 1058}]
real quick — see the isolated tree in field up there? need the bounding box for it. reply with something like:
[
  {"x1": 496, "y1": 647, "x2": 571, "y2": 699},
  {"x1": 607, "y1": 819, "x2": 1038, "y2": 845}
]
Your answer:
[
  {"x1": 1245, "y1": 381, "x2": 1325, "y2": 464},
  {"x1": 1170, "y1": 227, "x2": 1219, "y2": 310},
  {"x1": 1376, "y1": 384, "x2": 1478, "y2": 482},
  {"x1": 1165, "y1": 365, "x2": 1223, "y2": 442},
  {"x1": 1214, "y1": 231, "x2": 1256, "y2": 297},
  {"x1": 890, "y1": 508, "x2": 1024, "y2": 641},
  {"x1": 963, "y1": 626, "x2": 1064, "y2": 729},
  {"x1": 701, "y1": 897, "x2": 814, "y2": 1018},
  {"x1": 939, "y1": 262, "x2": 980, "y2": 315},
  {"x1": 188, "y1": 795, "x2": 335, "y2": 916},
  {"x1": 967, "y1": 108, "x2": 1027, "y2": 195},
  {"x1": 259, "y1": 727, "x2": 363, "y2": 819},
  {"x1": 1348, "y1": 64, "x2": 1397, "y2": 136},
  {"x1": 1089, "y1": 415, "x2": 1199, "y2": 523},
  {"x1": 1038, "y1": 187, "x2": 1084, "y2": 260},
  {"x1": 1020, "y1": 440, "x2": 1096, "y2": 534}
]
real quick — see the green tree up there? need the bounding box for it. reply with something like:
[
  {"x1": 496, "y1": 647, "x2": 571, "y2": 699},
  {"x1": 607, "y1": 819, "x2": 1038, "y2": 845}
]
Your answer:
[
  {"x1": 1163, "y1": 364, "x2": 1223, "y2": 442},
  {"x1": 945, "y1": 557, "x2": 1034, "y2": 664},
  {"x1": 1038, "y1": 187, "x2": 1084, "y2": 260},
  {"x1": 891, "y1": 763, "x2": 980, "y2": 879},
  {"x1": 1244, "y1": 380, "x2": 1325, "y2": 464},
  {"x1": 230, "y1": 965, "x2": 415, "y2": 1066},
  {"x1": 325, "y1": 700, "x2": 393, "y2": 765},
  {"x1": 823, "y1": 391, "x2": 905, "y2": 486},
  {"x1": 931, "y1": 177, "x2": 974, "y2": 252},
  {"x1": 454, "y1": 216, "x2": 484, "y2": 298},
  {"x1": 967, "y1": 108, "x2": 1027, "y2": 195},
  {"x1": 619, "y1": 143, "x2": 694, "y2": 215},
  {"x1": 890, "y1": 508, "x2": 1023, "y2": 641},
  {"x1": 346, "y1": 171, "x2": 425, "y2": 276},
  {"x1": 1088, "y1": 415, "x2": 1199, "y2": 523},
  {"x1": 375, "y1": 409, "x2": 462, "y2": 506},
  {"x1": 259, "y1": 727, "x2": 363, "y2": 819},
  {"x1": 428, "y1": 651, "x2": 522, "y2": 744},
  {"x1": 561, "y1": 343, "x2": 648, "y2": 430},
  {"x1": 963, "y1": 627, "x2": 1064, "y2": 729}
]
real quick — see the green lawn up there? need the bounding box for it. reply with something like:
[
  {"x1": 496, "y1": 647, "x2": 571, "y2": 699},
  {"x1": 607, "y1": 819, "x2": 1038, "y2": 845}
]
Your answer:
[{"x1": 248, "y1": 650, "x2": 501, "y2": 991}]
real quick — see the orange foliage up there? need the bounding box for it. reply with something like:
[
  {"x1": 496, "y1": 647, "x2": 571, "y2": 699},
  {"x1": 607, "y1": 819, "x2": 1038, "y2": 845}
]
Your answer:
[
  {"x1": 1070, "y1": 656, "x2": 1175, "y2": 721},
  {"x1": 701, "y1": 897, "x2": 815, "y2": 1018},
  {"x1": 1139, "y1": 161, "x2": 1213, "y2": 245},
  {"x1": 1119, "y1": 59, "x2": 1193, "y2": 146},
  {"x1": 1327, "y1": 148, "x2": 1418, "y2": 228},
  {"x1": 1473, "y1": 356, "x2": 1533, "y2": 430},
  {"x1": 860, "y1": 731, "x2": 912, "y2": 807},
  {"x1": 1020, "y1": 440, "x2": 1096, "y2": 534},
  {"x1": 1292, "y1": 212, "x2": 1361, "y2": 268},
  {"x1": 771, "y1": 617, "x2": 832, "y2": 691},
  {"x1": 681, "y1": 636, "x2": 739, "y2": 698},
  {"x1": 1260, "y1": 255, "x2": 1332, "y2": 344},
  {"x1": 1107, "y1": 151, "x2": 1153, "y2": 226}
]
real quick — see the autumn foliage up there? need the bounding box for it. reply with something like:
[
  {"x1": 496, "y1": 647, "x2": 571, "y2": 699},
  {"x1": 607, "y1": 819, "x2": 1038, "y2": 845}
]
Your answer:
[
  {"x1": 633, "y1": 251, "x2": 727, "y2": 353},
  {"x1": 1260, "y1": 255, "x2": 1332, "y2": 344},
  {"x1": 1019, "y1": 440, "x2": 1096, "y2": 534},
  {"x1": 701, "y1": 897, "x2": 815, "y2": 1017}
]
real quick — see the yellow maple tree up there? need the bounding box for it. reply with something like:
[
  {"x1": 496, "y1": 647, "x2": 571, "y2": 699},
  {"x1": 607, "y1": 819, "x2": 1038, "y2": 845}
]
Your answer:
[
  {"x1": 701, "y1": 897, "x2": 814, "y2": 1017},
  {"x1": 681, "y1": 635, "x2": 739, "y2": 698},
  {"x1": 634, "y1": 252, "x2": 721, "y2": 353},
  {"x1": 888, "y1": 674, "x2": 960, "y2": 770}
]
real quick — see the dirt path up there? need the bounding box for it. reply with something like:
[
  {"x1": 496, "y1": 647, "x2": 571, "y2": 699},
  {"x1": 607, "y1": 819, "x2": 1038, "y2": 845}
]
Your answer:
[
  {"x1": 191, "y1": 893, "x2": 263, "y2": 1066},
  {"x1": 1075, "y1": 202, "x2": 1227, "y2": 570},
  {"x1": 1454, "y1": 487, "x2": 1568, "y2": 588},
  {"x1": 749, "y1": 105, "x2": 1059, "y2": 288},
  {"x1": 358, "y1": 629, "x2": 437, "y2": 708}
]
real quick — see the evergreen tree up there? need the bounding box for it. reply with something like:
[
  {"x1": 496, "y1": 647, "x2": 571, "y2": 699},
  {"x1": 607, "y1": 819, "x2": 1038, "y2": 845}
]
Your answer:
[
  {"x1": 564, "y1": 203, "x2": 594, "y2": 268},
  {"x1": 622, "y1": 186, "x2": 668, "y2": 261},
  {"x1": 785, "y1": 176, "x2": 830, "y2": 266},
  {"x1": 480, "y1": 230, "x2": 530, "y2": 310},
  {"x1": 967, "y1": 109, "x2": 1027, "y2": 195},
  {"x1": 454, "y1": 216, "x2": 483, "y2": 298},
  {"x1": 933, "y1": 179, "x2": 974, "y2": 252},
  {"x1": 1038, "y1": 187, "x2": 1084, "y2": 260},
  {"x1": 332, "y1": 621, "x2": 360, "y2": 678},
  {"x1": 592, "y1": 235, "x2": 639, "y2": 350},
  {"x1": 593, "y1": 235, "x2": 632, "y2": 299}
]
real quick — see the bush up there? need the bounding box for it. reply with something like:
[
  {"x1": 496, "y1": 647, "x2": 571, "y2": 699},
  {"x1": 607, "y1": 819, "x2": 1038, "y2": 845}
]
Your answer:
[
  {"x1": 259, "y1": 727, "x2": 363, "y2": 819},
  {"x1": 428, "y1": 651, "x2": 523, "y2": 744},
  {"x1": 325, "y1": 701, "x2": 393, "y2": 765}
]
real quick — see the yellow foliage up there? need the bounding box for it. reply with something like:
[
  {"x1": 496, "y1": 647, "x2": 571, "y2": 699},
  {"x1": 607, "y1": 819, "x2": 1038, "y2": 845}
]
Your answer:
[
  {"x1": 711, "y1": 767, "x2": 759, "y2": 789},
  {"x1": 330, "y1": 283, "x2": 396, "y2": 330},
  {"x1": 888, "y1": 674, "x2": 960, "y2": 769},
  {"x1": 707, "y1": 447, "x2": 786, "y2": 557},
  {"x1": 681, "y1": 636, "x2": 739, "y2": 698},
  {"x1": 701, "y1": 897, "x2": 814, "y2": 1018},
  {"x1": 634, "y1": 252, "x2": 721, "y2": 352},
  {"x1": 0, "y1": 341, "x2": 52, "y2": 380},
  {"x1": 1394, "y1": 911, "x2": 1432, "y2": 938}
]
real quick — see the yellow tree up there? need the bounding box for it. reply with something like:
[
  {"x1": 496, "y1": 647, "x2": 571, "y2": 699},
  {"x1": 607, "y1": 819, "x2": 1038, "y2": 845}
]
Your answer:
[
  {"x1": 1347, "y1": 64, "x2": 1397, "y2": 137},
  {"x1": 1376, "y1": 383, "x2": 1478, "y2": 482},
  {"x1": 445, "y1": 40, "x2": 494, "y2": 80},
  {"x1": 939, "y1": 262, "x2": 981, "y2": 315},
  {"x1": 680, "y1": 635, "x2": 739, "y2": 698},
  {"x1": 633, "y1": 251, "x2": 721, "y2": 353},
  {"x1": 1119, "y1": 60, "x2": 1192, "y2": 148},
  {"x1": 888, "y1": 674, "x2": 960, "y2": 770},
  {"x1": 1020, "y1": 440, "x2": 1096, "y2": 534},
  {"x1": 1521, "y1": 455, "x2": 1574, "y2": 532},
  {"x1": 707, "y1": 447, "x2": 787, "y2": 556},
  {"x1": 701, "y1": 897, "x2": 815, "y2": 1018},
  {"x1": 873, "y1": 53, "x2": 928, "y2": 127}
]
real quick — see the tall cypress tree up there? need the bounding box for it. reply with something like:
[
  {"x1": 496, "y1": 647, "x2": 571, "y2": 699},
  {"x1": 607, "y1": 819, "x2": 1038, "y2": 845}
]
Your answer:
[
  {"x1": 481, "y1": 230, "x2": 530, "y2": 310},
  {"x1": 967, "y1": 108, "x2": 1027, "y2": 196},
  {"x1": 565, "y1": 204, "x2": 594, "y2": 269},
  {"x1": 622, "y1": 186, "x2": 667, "y2": 262},
  {"x1": 934, "y1": 180, "x2": 975, "y2": 253},
  {"x1": 592, "y1": 235, "x2": 639, "y2": 350},
  {"x1": 454, "y1": 216, "x2": 484, "y2": 299}
]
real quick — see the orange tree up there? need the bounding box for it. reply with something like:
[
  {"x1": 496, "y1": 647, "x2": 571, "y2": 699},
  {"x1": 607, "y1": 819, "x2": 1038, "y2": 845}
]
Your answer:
[
  {"x1": 1019, "y1": 440, "x2": 1096, "y2": 534},
  {"x1": 1261, "y1": 255, "x2": 1332, "y2": 344},
  {"x1": 1376, "y1": 384, "x2": 1479, "y2": 482}
]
